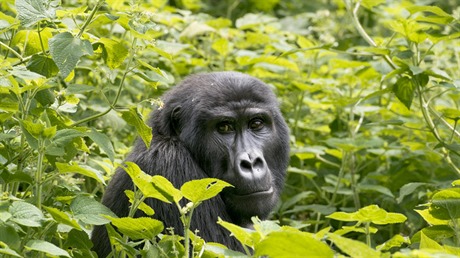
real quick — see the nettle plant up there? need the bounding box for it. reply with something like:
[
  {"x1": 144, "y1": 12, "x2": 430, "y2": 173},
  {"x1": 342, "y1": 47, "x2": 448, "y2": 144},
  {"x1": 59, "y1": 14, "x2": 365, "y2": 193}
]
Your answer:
[{"x1": 0, "y1": 0, "x2": 460, "y2": 257}]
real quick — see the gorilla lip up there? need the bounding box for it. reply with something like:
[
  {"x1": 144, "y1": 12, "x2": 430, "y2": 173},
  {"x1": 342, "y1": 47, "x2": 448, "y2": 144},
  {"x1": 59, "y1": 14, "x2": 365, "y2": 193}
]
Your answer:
[{"x1": 233, "y1": 186, "x2": 274, "y2": 197}]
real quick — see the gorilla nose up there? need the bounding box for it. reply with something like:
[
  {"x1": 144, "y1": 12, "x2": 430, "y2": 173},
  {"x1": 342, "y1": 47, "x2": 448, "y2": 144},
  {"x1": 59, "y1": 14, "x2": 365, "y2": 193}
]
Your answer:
[{"x1": 237, "y1": 152, "x2": 267, "y2": 180}]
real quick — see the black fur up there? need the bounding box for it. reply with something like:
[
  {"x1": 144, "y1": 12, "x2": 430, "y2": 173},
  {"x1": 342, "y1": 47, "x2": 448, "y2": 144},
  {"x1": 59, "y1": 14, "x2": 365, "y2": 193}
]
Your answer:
[{"x1": 91, "y1": 72, "x2": 290, "y2": 257}]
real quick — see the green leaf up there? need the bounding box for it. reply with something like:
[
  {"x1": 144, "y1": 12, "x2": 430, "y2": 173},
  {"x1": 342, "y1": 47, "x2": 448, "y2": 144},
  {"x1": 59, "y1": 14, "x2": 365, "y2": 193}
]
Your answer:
[
  {"x1": 56, "y1": 162, "x2": 105, "y2": 184},
  {"x1": 430, "y1": 188, "x2": 460, "y2": 220},
  {"x1": 397, "y1": 182, "x2": 427, "y2": 203},
  {"x1": 420, "y1": 231, "x2": 443, "y2": 250},
  {"x1": 181, "y1": 178, "x2": 232, "y2": 204},
  {"x1": 151, "y1": 175, "x2": 183, "y2": 203},
  {"x1": 327, "y1": 205, "x2": 407, "y2": 225},
  {"x1": 211, "y1": 38, "x2": 230, "y2": 56},
  {"x1": 122, "y1": 162, "x2": 174, "y2": 203},
  {"x1": 217, "y1": 218, "x2": 254, "y2": 248},
  {"x1": 25, "y1": 240, "x2": 70, "y2": 257},
  {"x1": 9, "y1": 201, "x2": 45, "y2": 227},
  {"x1": 328, "y1": 233, "x2": 380, "y2": 258},
  {"x1": 27, "y1": 54, "x2": 59, "y2": 78},
  {"x1": 124, "y1": 190, "x2": 155, "y2": 216},
  {"x1": 12, "y1": 28, "x2": 53, "y2": 55},
  {"x1": 406, "y1": 5, "x2": 452, "y2": 18},
  {"x1": 70, "y1": 195, "x2": 117, "y2": 225},
  {"x1": 15, "y1": 0, "x2": 57, "y2": 27},
  {"x1": 43, "y1": 206, "x2": 82, "y2": 230},
  {"x1": 376, "y1": 234, "x2": 410, "y2": 251},
  {"x1": 393, "y1": 76, "x2": 415, "y2": 110},
  {"x1": 255, "y1": 230, "x2": 334, "y2": 257},
  {"x1": 49, "y1": 32, "x2": 94, "y2": 78},
  {"x1": 86, "y1": 128, "x2": 115, "y2": 161},
  {"x1": 0, "y1": 223, "x2": 21, "y2": 251},
  {"x1": 98, "y1": 37, "x2": 128, "y2": 69},
  {"x1": 109, "y1": 217, "x2": 164, "y2": 240},
  {"x1": 0, "y1": 242, "x2": 22, "y2": 257},
  {"x1": 360, "y1": 0, "x2": 385, "y2": 9},
  {"x1": 121, "y1": 108, "x2": 152, "y2": 149}
]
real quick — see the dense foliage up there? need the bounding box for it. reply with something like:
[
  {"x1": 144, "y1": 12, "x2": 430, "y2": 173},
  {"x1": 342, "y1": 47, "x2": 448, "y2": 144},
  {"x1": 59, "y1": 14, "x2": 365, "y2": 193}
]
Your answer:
[{"x1": 1, "y1": 0, "x2": 460, "y2": 257}]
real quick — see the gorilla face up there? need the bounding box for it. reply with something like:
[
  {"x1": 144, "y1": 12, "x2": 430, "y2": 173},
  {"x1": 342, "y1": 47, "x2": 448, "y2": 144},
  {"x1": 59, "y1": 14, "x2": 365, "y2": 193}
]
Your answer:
[{"x1": 169, "y1": 72, "x2": 290, "y2": 222}]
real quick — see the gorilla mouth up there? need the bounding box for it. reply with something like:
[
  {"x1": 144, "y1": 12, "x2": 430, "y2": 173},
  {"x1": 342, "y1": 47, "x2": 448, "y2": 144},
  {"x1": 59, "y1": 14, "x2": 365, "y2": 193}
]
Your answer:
[{"x1": 233, "y1": 187, "x2": 274, "y2": 197}]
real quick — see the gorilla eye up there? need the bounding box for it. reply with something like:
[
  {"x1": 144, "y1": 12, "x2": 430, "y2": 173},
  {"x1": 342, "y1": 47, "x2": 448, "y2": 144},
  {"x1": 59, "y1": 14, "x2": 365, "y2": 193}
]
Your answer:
[
  {"x1": 217, "y1": 122, "x2": 234, "y2": 133},
  {"x1": 249, "y1": 118, "x2": 264, "y2": 131}
]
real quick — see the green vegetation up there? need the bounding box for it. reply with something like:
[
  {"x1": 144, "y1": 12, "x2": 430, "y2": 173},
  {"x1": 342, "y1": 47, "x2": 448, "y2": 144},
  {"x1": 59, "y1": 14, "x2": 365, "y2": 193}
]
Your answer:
[{"x1": 1, "y1": 0, "x2": 460, "y2": 257}]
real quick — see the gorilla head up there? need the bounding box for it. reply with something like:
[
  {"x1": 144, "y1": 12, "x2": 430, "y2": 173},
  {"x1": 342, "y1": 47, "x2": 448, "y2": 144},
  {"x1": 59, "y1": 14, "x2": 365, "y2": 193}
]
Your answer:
[{"x1": 92, "y1": 71, "x2": 290, "y2": 256}]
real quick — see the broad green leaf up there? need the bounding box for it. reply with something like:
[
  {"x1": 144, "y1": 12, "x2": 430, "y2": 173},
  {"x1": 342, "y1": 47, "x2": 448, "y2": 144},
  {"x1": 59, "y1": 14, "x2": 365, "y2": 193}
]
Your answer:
[
  {"x1": 70, "y1": 195, "x2": 117, "y2": 225},
  {"x1": 11, "y1": 28, "x2": 53, "y2": 55},
  {"x1": 416, "y1": 209, "x2": 449, "y2": 225},
  {"x1": 122, "y1": 162, "x2": 174, "y2": 203},
  {"x1": 25, "y1": 240, "x2": 70, "y2": 257},
  {"x1": 15, "y1": 0, "x2": 57, "y2": 27},
  {"x1": 63, "y1": 229, "x2": 94, "y2": 250},
  {"x1": 109, "y1": 217, "x2": 164, "y2": 240},
  {"x1": 86, "y1": 128, "x2": 115, "y2": 161},
  {"x1": 98, "y1": 38, "x2": 128, "y2": 69},
  {"x1": 151, "y1": 175, "x2": 183, "y2": 203},
  {"x1": 9, "y1": 201, "x2": 44, "y2": 227},
  {"x1": 327, "y1": 205, "x2": 407, "y2": 225},
  {"x1": 124, "y1": 190, "x2": 155, "y2": 216},
  {"x1": 43, "y1": 206, "x2": 82, "y2": 230},
  {"x1": 181, "y1": 178, "x2": 232, "y2": 204},
  {"x1": 121, "y1": 108, "x2": 152, "y2": 149},
  {"x1": 430, "y1": 188, "x2": 460, "y2": 220},
  {"x1": 217, "y1": 218, "x2": 254, "y2": 248},
  {"x1": 49, "y1": 32, "x2": 94, "y2": 78},
  {"x1": 397, "y1": 182, "x2": 427, "y2": 203},
  {"x1": 376, "y1": 234, "x2": 410, "y2": 251},
  {"x1": 255, "y1": 231, "x2": 333, "y2": 257},
  {"x1": 180, "y1": 21, "x2": 215, "y2": 38},
  {"x1": 56, "y1": 162, "x2": 105, "y2": 184},
  {"x1": 406, "y1": 5, "x2": 452, "y2": 18},
  {"x1": 393, "y1": 76, "x2": 415, "y2": 110},
  {"x1": 27, "y1": 54, "x2": 59, "y2": 78},
  {"x1": 328, "y1": 233, "x2": 380, "y2": 258},
  {"x1": 204, "y1": 243, "x2": 247, "y2": 257},
  {"x1": 420, "y1": 232, "x2": 443, "y2": 250},
  {"x1": 0, "y1": 223, "x2": 21, "y2": 251}
]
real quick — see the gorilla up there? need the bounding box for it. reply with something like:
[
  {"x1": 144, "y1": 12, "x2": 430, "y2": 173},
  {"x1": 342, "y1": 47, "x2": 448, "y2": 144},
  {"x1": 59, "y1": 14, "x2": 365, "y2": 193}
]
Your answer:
[{"x1": 91, "y1": 71, "x2": 290, "y2": 257}]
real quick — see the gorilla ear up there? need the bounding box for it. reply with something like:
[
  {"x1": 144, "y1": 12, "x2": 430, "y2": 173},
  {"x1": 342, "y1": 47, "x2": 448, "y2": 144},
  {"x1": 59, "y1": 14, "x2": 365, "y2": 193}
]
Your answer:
[{"x1": 171, "y1": 106, "x2": 181, "y2": 135}]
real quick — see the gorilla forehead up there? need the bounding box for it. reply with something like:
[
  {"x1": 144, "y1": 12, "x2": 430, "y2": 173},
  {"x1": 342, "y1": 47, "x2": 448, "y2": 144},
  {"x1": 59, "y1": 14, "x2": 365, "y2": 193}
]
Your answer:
[{"x1": 167, "y1": 71, "x2": 278, "y2": 108}]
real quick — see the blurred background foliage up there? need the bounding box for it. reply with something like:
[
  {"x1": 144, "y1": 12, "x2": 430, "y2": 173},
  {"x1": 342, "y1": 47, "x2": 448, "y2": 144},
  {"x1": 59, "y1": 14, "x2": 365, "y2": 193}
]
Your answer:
[{"x1": 1, "y1": 0, "x2": 460, "y2": 256}]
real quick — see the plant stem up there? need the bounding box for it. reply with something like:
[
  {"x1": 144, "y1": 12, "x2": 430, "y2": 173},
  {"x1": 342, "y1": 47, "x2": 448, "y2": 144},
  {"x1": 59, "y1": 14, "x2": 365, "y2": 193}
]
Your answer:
[
  {"x1": 0, "y1": 40, "x2": 23, "y2": 61},
  {"x1": 77, "y1": 0, "x2": 104, "y2": 38},
  {"x1": 71, "y1": 37, "x2": 138, "y2": 126},
  {"x1": 35, "y1": 139, "x2": 46, "y2": 209}
]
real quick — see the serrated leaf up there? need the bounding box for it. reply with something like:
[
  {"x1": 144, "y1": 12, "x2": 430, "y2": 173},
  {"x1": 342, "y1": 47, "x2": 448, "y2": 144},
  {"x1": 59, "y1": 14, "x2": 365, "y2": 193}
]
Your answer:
[
  {"x1": 12, "y1": 28, "x2": 53, "y2": 55},
  {"x1": 393, "y1": 76, "x2": 415, "y2": 110},
  {"x1": 49, "y1": 32, "x2": 94, "y2": 78},
  {"x1": 9, "y1": 201, "x2": 44, "y2": 227},
  {"x1": 86, "y1": 128, "x2": 115, "y2": 161},
  {"x1": 151, "y1": 175, "x2": 182, "y2": 203},
  {"x1": 181, "y1": 178, "x2": 232, "y2": 204},
  {"x1": 397, "y1": 182, "x2": 427, "y2": 203},
  {"x1": 98, "y1": 37, "x2": 128, "y2": 69},
  {"x1": 109, "y1": 217, "x2": 164, "y2": 240},
  {"x1": 255, "y1": 231, "x2": 334, "y2": 257},
  {"x1": 43, "y1": 206, "x2": 82, "y2": 230},
  {"x1": 328, "y1": 233, "x2": 380, "y2": 258},
  {"x1": 121, "y1": 108, "x2": 152, "y2": 149},
  {"x1": 377, "y1": 234, "x2": 410, "y2": 251},
  {"x1": 25, "y1": 240, "x2": 70, "y2": 257},
  {"x1": 122, "y1": 162, "x2": 174, "y2": 203},
  {"x1": 327, "y1": 205, "x2": 406, "y2": 225},
  {"x1": 15, "y1": 0, "x2": 57, "y2": 27},
  {"x1": 70, "y1": 195, "x2": 117, "y2": 225},
  {"x1": 430, "y1": 188, "x2": 460, "y2": 220},
  {"x1": 56, "y1": 162, "x2": 105, "y2": 184},
  {"x1": 217, "y1": 218, "x2": 254, "y2": 247}
]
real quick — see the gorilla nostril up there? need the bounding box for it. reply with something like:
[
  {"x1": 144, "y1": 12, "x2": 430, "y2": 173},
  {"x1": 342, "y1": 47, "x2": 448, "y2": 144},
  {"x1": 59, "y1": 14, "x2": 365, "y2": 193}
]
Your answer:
[
  {"x1": 240, "y1": 159, "x2": 252, "y2": 171},
  {"x1": 253, "y1": 158, "x2": 264, "y2": 169}
]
